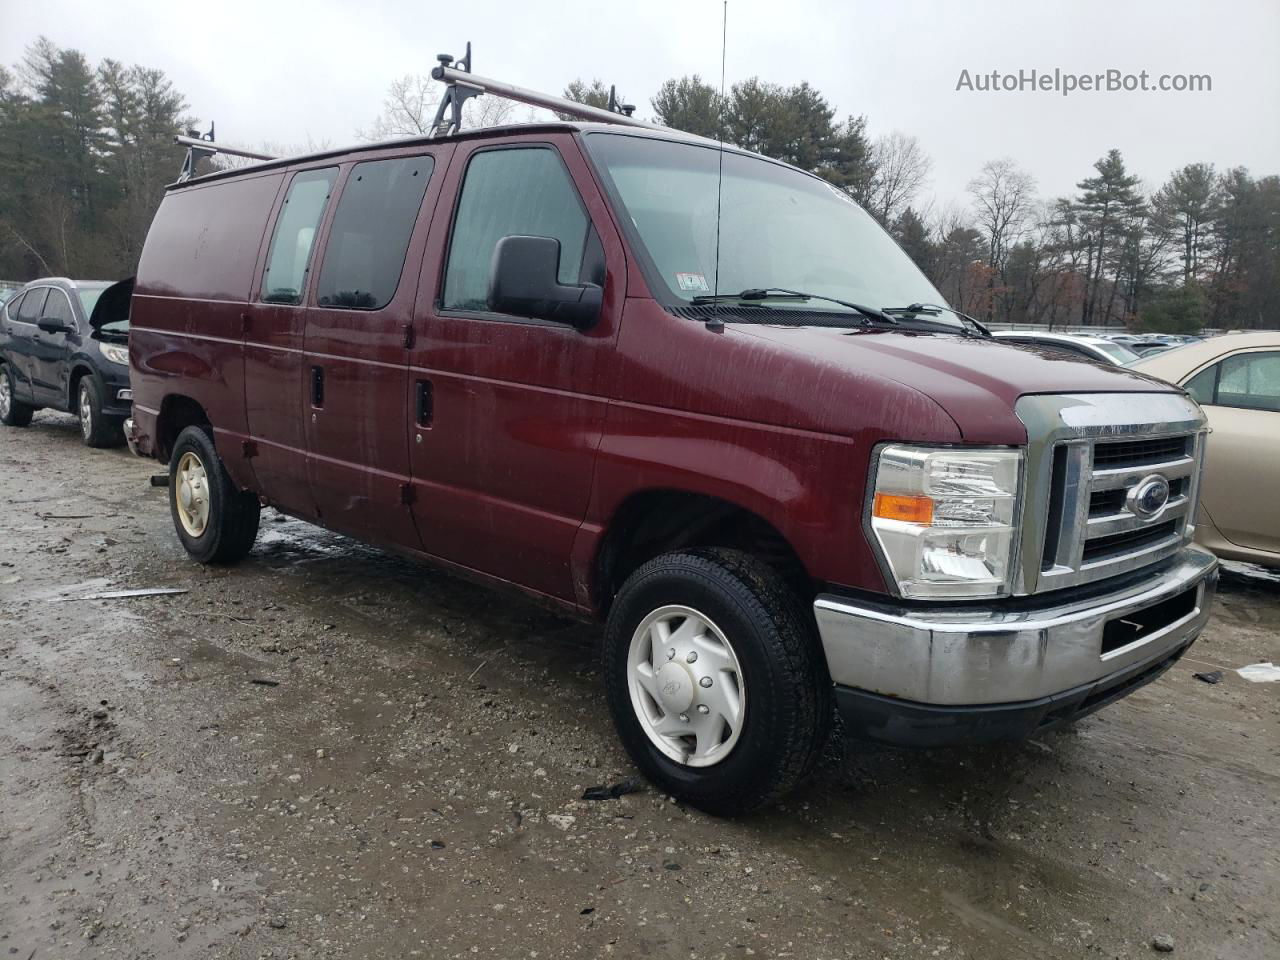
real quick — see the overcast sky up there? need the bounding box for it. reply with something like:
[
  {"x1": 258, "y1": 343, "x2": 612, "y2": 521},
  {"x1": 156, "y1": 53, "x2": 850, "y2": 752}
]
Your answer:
[{"x1": 3, "y1": 0, "x2": 1277, "y2": 211}]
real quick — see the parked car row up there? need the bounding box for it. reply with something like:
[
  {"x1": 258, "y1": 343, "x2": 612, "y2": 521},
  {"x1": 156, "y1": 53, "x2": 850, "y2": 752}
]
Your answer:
[
  {"x1": 991, "y1": 330, "x2": 1142, "y2": 365},
  {"x1": 0, "y1": 98, "x2": 1275, "y2": 812}
]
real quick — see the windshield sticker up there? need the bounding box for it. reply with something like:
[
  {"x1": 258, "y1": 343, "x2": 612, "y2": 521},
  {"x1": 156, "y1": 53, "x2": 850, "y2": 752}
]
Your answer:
[{"x1": 675, "y1": 272, "x2": 710, "y2": 293}]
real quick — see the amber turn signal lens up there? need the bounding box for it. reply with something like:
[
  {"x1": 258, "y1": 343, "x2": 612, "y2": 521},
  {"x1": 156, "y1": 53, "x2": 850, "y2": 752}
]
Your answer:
[{"x1": 873, "y1": 493, "x2": 934, "y2": 524}]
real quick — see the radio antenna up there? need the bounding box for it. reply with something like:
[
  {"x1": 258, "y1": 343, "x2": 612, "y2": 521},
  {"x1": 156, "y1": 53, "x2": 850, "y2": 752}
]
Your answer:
[{"x1": 708, "y1": 1, "x2": 729, "y2": 333}]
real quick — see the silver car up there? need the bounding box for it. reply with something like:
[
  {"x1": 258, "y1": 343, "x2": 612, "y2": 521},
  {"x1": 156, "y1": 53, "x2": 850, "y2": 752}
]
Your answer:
[{"x1": 992, "y1": 331, "x2": 1140, "y2": 365}]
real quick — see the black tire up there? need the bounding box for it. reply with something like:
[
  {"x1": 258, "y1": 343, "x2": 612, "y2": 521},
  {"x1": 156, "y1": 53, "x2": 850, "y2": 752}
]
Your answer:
[
  {"x1": 603, "y1": 548, "x2": 832, "y2": 816},
  {"x1": 168, "y1": 425, "x2": 261, "y2": 565},
  {"x1": 0, "y1": 363, "x2": 35, "y2": 427},
  {"x1": 77, "y1": 375, "x2": 124, "y2": 448}
]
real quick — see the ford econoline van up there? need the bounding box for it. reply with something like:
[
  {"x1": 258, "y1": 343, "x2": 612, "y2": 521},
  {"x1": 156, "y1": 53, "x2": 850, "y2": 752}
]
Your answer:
[{"x1": 126, "y1": 114, "x2": 1217, "y2": 813}]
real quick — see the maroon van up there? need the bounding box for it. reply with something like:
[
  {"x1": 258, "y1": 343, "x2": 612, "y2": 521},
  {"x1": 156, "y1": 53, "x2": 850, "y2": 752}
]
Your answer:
[{"x1": 126, "y1": 106, "x2": 1218, "y2": 812}]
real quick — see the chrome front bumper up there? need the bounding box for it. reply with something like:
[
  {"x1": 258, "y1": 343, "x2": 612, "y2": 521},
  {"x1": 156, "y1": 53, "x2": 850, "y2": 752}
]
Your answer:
[{"x1": 814, "y1": 546, "x2": 1218, "y2": 707}]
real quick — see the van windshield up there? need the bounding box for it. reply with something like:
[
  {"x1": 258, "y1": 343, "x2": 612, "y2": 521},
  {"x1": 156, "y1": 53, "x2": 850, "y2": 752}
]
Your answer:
[{"x1": 584, "y1": 132, "x2": 951, "y2": 324}]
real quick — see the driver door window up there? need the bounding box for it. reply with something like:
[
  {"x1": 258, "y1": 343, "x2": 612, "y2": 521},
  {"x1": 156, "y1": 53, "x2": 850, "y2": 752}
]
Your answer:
[{"x1": 441, "y1": 147, "x2": 592, "y2": 314}]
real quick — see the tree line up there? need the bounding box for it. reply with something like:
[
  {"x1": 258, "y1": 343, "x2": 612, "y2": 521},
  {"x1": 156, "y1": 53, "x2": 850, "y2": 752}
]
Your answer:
[
  {"x1": 1, "y1": 37, "x2": 1275, "y2": 332},
  {"x1": 0, "y1": 38, "x2": 189, "y2": 281},
  {"x1": 563, "y1": 74, "x2": 1278, "y2": 332}
]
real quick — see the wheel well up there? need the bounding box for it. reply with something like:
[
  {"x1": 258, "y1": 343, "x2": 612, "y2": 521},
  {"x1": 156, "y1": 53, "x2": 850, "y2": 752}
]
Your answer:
[
  {"x1": 67, "y1": 364, "x2": 94, "y2": 407},
  {"x1": 156, "y1": 395, "x2": 211, "y2": 461},
  {"x1": 594, "y1": 490, "x2": 811, "y2": 615}
]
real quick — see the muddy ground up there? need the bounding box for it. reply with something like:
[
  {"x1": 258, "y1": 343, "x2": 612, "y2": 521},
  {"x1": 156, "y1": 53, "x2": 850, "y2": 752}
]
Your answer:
[{"x1": 1, "y1": 411, "x2": 1277, "y2": 960}]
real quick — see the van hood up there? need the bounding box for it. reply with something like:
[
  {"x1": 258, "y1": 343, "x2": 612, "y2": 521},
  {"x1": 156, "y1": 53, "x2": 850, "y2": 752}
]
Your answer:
[{"x1": 735, "y1": 325, "x2": 1178, "y2": 443}]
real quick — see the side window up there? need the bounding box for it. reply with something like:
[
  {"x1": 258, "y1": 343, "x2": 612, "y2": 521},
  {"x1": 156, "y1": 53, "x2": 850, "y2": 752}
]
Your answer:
[
  {"x1": 1216, "y1": 352, "x2": 1280, "y2": 412},
  {"x1": 43, "y1": 290, "x2": 76, "y2": 328},
  {"x1": 442, "y1": 147, "x2": 591, "y2": 313},
  {"x1": 316, "y1": 155, "x2": 434, "y2": 310},
  {"x1": 4, "y1": 292, "x2": 25, "y2": 320},
  {"x1": 16, "y1": 289, "x2": 48, "y2": 324},
  {"x1": 261, "y1": 168, "x2": 338, "y2": 305},
  {"x1": 1183, "y1": 365, "x2": 1217, "y2": 405}
]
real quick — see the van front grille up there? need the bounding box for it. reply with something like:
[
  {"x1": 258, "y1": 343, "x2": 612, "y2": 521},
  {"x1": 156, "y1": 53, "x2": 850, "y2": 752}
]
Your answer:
[
  {"x1": 1037, "y1": 428, "x2": 1204, "y2": 590},
  {"x1": 1081, "y1": 519, "x2": 1180, "y2": 564},
  {"x1": 1092, "y1": 435, "x2": 1191, "y2": 469}
]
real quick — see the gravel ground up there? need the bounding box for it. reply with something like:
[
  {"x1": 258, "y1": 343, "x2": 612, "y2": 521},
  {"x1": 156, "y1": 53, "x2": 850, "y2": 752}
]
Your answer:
[{"x1": 2, "y1": 410, "x2": 1278, "y2": 960}]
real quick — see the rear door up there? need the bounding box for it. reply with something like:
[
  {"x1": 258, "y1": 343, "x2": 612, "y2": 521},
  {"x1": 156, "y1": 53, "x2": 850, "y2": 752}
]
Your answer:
[
  {"x1": 406, "y1": 133, "x2": 624, "y2": 603},
  {"x1": 8, "y1": 288, "x2": 48, "y2": 402},
  {"x1": 2, "y1": 291, "x2": 31, "y2": 398},
  {"x1": 302, "y1": 146, "x2": 449, "y2": 546},
  {"x1": 244, "y1": 166, "x2": 338, "y2": 519},
  {"x1": 28, "y1": 287, "x2": 78, "y2": 406}
]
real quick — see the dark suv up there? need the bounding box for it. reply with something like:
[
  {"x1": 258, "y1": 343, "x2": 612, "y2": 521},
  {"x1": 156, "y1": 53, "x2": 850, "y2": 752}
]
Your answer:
[{"x1": 0, "y1": 277, "x2": 132, "y2": 447}]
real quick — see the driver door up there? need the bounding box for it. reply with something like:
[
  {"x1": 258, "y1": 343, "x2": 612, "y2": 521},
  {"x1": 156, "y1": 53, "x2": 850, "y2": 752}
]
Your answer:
[{"x1": 405, "y1": 134, "x2": 624, "y2": 603}]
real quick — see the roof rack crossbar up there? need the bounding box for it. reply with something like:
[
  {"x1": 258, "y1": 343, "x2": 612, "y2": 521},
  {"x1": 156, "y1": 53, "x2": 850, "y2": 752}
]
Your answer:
[
  {"x1": 428, "y1": 42, "x2": 663, "y2": 137},
  {"x1": 174, "y1": 124, "x2": 278, "y2": 183}
]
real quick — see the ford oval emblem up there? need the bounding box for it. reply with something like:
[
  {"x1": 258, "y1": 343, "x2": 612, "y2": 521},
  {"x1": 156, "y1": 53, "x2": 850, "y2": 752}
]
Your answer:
[{"x1": 1127, "y1": 474, "x2": 1172, "y2": 520}]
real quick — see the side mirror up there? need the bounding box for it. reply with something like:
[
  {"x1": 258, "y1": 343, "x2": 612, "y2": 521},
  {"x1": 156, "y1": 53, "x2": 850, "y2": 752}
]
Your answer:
[
  {"x1": 37, "y1": 316, "x2": 71, "y2": 334},
  {"x1": 488, "y1": 235, "x2": 602, "y2": 330}
]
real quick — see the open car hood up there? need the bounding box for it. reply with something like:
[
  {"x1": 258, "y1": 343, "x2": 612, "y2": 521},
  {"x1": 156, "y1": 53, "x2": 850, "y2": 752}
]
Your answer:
[{"x1": 89, "y1": 276, "x2": 134, "y2": 334}]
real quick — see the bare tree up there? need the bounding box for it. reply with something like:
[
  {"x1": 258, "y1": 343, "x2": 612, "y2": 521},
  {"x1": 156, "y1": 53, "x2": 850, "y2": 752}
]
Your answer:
[
  {"x1": 867, "y1": 132, "x2": 932, "y2": 225},
  {"x1": 968, "y1": 159, "x2": 1036, "y2": 276},
  {"x1": 968, "y1": 158, "x2": 1036, "y2": 321},
  {"x1": 357, "y1": 74, "x2": 514, "y2": 141}
]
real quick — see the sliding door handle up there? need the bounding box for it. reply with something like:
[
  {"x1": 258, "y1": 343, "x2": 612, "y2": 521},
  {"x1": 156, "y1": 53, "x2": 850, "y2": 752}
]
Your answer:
[
  {"x1": 311, "y1": 366, "x2": 324, "y2": 408},
  {"x1": 415, "y1": 379, "x2": 433, "y2": 427}
]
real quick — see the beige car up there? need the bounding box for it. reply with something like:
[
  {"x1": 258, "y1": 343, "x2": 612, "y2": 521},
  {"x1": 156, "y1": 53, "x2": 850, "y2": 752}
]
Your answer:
[{"x1": 1133, "y1": 332, "x2": 1280, "y2": 567}]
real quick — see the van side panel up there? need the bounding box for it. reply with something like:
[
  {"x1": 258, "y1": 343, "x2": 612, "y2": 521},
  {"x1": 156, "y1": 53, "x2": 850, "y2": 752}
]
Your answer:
[
  {"x1": 572, "y1": 298, "x2": 966, "y2": 601},
  {"x1": 131, "y1": 171, "x2": 285, "y2": 486}
]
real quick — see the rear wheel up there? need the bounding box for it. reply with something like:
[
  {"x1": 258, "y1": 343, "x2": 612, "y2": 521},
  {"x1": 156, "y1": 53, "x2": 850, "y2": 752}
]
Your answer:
[
  {"x1": 603, "y1": 548, "x2": 831, "y2": 815},
  {"x1": 169, "y1": 425, "x2": 261, "y2": 564},
  {"x1": 77, "y1": 376, "x2": 124, "y2": 448},
  {"x1": 0, "y1": 364, "x2": 34, "y2": 427}
]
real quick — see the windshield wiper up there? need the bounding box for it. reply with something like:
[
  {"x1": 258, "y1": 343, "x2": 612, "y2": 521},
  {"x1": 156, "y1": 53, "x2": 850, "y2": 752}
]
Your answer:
[
  {"x1": 883, "y1": 302, "x2": 992, "y2": 338},
  {"x1": 690, "y1": 287, "x2": 899, "y2": 326}
]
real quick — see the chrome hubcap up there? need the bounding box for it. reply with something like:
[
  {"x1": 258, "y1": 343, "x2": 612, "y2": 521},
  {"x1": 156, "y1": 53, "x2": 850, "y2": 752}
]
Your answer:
[
  {"x1": 175, "y1": 451, "x2": 211, "y2": 537},
  {"x1": 628, "y1": 605, "x2": 746, "y2": 768},
  {"x1": 79, "y1": 384, "x2": 92, "y2": 438},
  {"x1": 0, "y1": 376, "x2": 10, "y2": 418}
]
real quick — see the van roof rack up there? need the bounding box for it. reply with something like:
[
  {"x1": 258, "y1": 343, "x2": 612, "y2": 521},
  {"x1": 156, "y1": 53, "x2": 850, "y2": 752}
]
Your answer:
[
  {"x1": 174, "y1": 124, "x2": 278, "y2": 183},
  {"x1": 173, "y1": 45, "x2": 662, "y2": 183},
  {"x1": 428, "y1": 41, "x2": 661, "y2": 138}
]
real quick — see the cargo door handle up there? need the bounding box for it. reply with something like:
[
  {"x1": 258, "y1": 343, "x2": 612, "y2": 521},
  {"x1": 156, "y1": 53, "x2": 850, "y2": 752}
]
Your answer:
[
  {"x1": 415, "y1": 379, "x2": 433, "y2": 426},
  {"x1": 311, "y1": 366, "x2": 324, "y2": 408}
]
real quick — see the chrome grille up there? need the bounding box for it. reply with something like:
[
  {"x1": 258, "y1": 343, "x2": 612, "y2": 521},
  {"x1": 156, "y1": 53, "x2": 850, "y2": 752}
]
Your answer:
[{"x1": 1015, "y1": 393, "x2": 1208, "y2": 595}]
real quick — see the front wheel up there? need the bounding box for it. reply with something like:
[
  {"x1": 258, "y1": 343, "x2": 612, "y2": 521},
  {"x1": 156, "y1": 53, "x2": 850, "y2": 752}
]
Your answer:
[
  {"x1": 0, "y1": 364, "x2": 34, "y2": 427},
  {"x1": 78, "y1": 376, "x2": 124, "y2": 448},
  {"x1": 168, "y1": 425, "x2": 261, "y2": 564},
  {"x1": 603, "y1": 548, "x2": 831, "y2": 815}
]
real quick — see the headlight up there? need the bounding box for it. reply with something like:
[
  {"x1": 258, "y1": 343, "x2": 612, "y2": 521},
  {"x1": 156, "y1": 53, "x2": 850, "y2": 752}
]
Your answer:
[
  {"x1": 101, "y1": 344, "x2": 129, "y2": 366},
  {"x1": 869, "y1": 445, "x2": 1023, "y2": 599}
]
